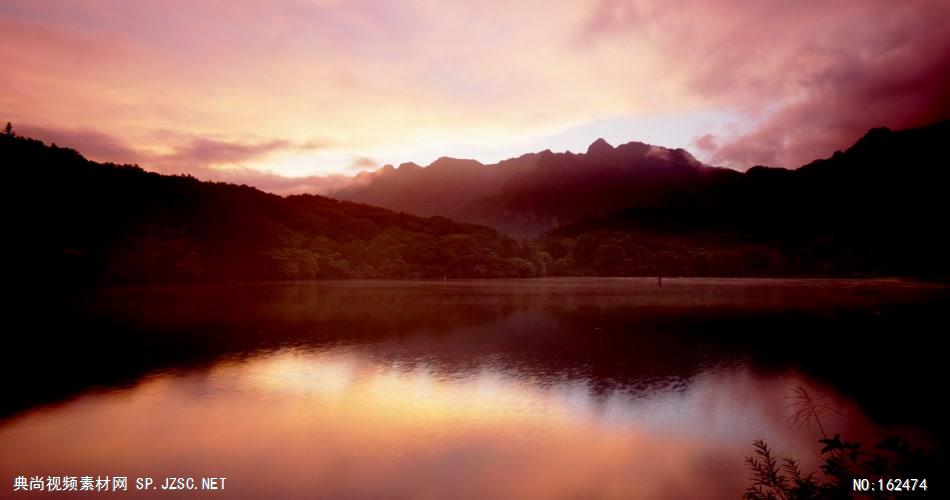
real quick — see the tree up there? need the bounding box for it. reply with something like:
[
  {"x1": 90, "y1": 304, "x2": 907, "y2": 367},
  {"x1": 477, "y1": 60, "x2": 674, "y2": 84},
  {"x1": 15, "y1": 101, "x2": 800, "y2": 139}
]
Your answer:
[
  {"x1": 744, "y1": 387, "x2": 934, "y2": 499},
  {"x1": 3, "y1": 122, "x2": 13, "y2": 136}
]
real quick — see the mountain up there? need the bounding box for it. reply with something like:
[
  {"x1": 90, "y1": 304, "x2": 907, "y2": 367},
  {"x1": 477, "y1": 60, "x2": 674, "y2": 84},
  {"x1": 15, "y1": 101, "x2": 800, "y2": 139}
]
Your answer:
[
  {"x1": 6, "y1": 120, "x2": 948, "y2": 283},
  {"x1": 542, "y1": 121, "x2": 950, "y2": 277},
  {"x1": 4, "y1": 133, "x2": 546, "y2": 283},
  {"x1": 330, "y1": 139, "x2": 736, "y2": 236}
]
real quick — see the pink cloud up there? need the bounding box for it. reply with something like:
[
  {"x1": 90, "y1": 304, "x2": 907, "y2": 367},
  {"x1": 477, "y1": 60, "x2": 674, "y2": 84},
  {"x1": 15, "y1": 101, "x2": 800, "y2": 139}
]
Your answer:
[
  {"x1": 691, "y1": 133, "x2": 717, "y2": 154},
  {"x1": 347, "y1": 155, "x2": 378, "y2": 171},
  {"x1": 11, "y1": 122, "x2": 348, "y2": 194},
  {"x1": 5, "y1": 0, "x2": 949, "y2": 178},
  {"x1": 581, "y1": 0, "x2": 950, "y2": 168},
  {"x1": 199, "y1": 168, "x2": 357, "y2": 196},
  {"x1": 14, "y1": 122, "x2": 325, "y2": 169},
  {"x1": 15, "y1": 124, "x2": 142, "y2": 163},
  {"x1": 152, "y1": 136, "x2": 328, "y2": 171}
]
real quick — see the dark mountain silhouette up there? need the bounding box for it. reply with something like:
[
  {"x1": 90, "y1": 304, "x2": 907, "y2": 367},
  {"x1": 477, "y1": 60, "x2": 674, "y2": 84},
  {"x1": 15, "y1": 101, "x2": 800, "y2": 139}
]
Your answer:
[
  {"x1": 5, "y1": 120, "x2": 948, "y2": 283},
  {"x1": 331, "y1": 139, "x2": 734, "y2": 236},
  {"x1": 4, "y1": 133, "x2": 545, "y2": 283},
  {"x1": 543, "y1": 121, "x2": 950, "y2": 277}
]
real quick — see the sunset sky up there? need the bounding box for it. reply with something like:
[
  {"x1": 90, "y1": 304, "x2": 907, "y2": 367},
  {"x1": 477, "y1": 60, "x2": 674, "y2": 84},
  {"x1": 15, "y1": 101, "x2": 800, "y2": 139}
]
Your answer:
[{"x1": 3, "y1": 0, "x2": 949, "y2": 193}]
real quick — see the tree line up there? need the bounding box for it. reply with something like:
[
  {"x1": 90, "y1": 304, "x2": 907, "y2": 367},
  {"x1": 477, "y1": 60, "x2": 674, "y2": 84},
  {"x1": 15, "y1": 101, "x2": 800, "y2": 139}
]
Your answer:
[{"x1": 5, "y1": 120, "x2": 949, "y2": 284}]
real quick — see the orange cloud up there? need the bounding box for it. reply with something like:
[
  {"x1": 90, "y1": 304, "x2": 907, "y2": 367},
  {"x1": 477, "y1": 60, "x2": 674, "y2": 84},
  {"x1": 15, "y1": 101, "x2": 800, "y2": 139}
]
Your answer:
[
  {"x1": 3, "y1": 0, "x2": 949, "y2": 183},
  {"x1": 10, "y1": 122, "x2": 348, "y2": 193}
]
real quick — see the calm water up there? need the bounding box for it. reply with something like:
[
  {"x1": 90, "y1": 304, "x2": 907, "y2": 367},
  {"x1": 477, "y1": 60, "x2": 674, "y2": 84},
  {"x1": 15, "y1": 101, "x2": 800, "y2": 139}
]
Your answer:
[{"x1": 2, "y1": 278, "x2": 948, "y2": 498}]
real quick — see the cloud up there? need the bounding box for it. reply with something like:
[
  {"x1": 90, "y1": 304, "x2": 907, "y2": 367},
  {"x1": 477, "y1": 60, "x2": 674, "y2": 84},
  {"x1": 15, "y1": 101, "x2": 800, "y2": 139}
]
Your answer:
[
  {"x1": 0, "y1": 0, "x2": 666, "y2": 175},
  {"x1": 13, "y1": 124, "x2": 144, "y2": 163},
  {"x1": 162, "y1": 138, "x2": 292, "y2": 165},
  {"x1": 4, "y1": 0, "x2": 950, "y2": 176},
  {"x1": 691, "y1": 134, "x2": 717, "y2": 154},
  {"x1": 347, "y1": 155, "x2": 378, "y2": 171},
  {"x1": 198, "y1": 168, "x2": 357, "y2": 196},
  {"x1": 12, "y1": 122, "x2": 347, "y2": 194},
  {"x1": 13, "y1": 122, "x2": 325, "y2": 169},
  {"x1": 581, "y1": 0, "x2": 950, "y2": 168},
  {"x1": 151, "y1": 136, "x2": 327, "y2": 171},
  {"x1": 709, "y1": 45, "x2": 950, "y2": 167}
]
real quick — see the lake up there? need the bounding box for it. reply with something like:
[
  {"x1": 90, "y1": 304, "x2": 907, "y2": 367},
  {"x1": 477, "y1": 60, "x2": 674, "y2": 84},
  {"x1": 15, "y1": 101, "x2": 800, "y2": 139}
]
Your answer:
[{"x1": 2, "y1": 278, "x2": 947, "y2": 498}]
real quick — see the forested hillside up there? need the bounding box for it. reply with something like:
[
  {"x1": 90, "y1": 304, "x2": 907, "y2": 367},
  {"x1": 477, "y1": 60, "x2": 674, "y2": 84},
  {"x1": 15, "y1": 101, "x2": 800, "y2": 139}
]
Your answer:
[
  {"x1": 4, "y1": 132, "x2": 545, "y2": 283},
  {"x1": 541, "y1": 121, "x2": 950, "y2": 277},
  {"x1": 7, "y1": 120, "x2": 948, "y2": 283}
]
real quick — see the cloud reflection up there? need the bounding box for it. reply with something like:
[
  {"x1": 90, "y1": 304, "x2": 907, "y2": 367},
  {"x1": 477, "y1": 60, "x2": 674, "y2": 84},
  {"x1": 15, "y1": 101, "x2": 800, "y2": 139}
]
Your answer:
[{"x1": 0, "y1": 347, "x2": 890, "y2": 499}]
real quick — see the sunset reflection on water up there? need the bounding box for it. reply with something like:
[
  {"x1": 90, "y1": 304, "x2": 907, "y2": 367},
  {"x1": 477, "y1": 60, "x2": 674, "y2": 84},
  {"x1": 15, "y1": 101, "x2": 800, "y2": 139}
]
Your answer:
[
  {"x1": 2, "y1": 347, "x2": 873, "y2": 499},
  {"x1": 3, "y1": 279, "x2": 944, "y2": 499}
]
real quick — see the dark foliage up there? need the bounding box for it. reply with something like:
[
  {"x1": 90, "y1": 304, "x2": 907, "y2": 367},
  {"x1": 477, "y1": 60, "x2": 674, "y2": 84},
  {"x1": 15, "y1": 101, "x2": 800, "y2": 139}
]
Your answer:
[
  {"x1": 745, "y1": 386, "x2": 937, "y2": 499},
  {"x1": 544, "y1": 121, "x2": 950, "y2": 278},
  {"x1": 5, "y1": 120, "x2": 949, "y2": 283},
  {"x1": 3, "y1": 133, "x2": 545, "y2": 283},
  {"x1": 744, "y1": 436, "x2": 934, "y2": 500}
]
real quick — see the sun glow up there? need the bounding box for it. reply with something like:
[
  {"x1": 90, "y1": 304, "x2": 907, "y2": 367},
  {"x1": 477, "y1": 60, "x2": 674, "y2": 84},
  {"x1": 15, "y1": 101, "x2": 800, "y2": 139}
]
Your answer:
[{"x1": 4, "y1": 0, "x2": 946, "y2": 188}]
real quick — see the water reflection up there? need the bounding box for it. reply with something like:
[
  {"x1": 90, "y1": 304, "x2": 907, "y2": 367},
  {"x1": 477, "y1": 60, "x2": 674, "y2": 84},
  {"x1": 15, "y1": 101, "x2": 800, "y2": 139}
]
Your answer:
[
  {"x1": 3, "y1": 278, "x2": 948, "y2": 498},
  {"x1": 0, "y1": 347, "x2": 884, "y2": 499}
]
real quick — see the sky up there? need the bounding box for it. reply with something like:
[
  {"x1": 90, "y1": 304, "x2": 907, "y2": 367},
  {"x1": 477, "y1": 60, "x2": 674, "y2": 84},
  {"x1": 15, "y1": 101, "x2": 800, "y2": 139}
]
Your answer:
[{"x1": 3, "y1": 0, "x2": 949, "y2": 194}]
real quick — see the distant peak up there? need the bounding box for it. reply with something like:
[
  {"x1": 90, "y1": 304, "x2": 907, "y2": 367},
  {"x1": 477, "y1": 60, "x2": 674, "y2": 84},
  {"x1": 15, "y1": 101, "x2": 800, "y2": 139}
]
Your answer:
[
  {"x1": 429, "y1": 157, "x2": 484, "y2": 168},
  {"x1": 397, "y1": 162, "x2": 421, "y2": 171},
  {"x1": 858, "y1": 126, "x2": 894, "y2": 143},
  {"x1": 847, "y1": 126, "x2": 896, "y2": 154},
  {"x1": 586, "y1": 138, "x2": 614, "y2": 156}
]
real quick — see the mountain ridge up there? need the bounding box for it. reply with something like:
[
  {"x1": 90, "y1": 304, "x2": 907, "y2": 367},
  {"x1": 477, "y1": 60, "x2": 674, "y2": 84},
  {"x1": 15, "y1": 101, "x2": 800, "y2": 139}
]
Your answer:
[
  {"x1": 4, "y1": 132, "x2": 546, "y2": 283},
  {"x1": 330, "y1": 137, "x2": 727, "y2": 236},
  {"x1": 540, "y1": 120, "x2": 950, "y2": 277},
  {"x1": 5, "y1": 120, "x2": 948, "y2": 283}
]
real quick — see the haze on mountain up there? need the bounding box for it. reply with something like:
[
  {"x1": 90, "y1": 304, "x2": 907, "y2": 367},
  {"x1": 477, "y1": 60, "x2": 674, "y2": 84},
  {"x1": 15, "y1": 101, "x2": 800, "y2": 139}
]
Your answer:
[
  {"x1": 329, "y1": 121, "x2": 949, "y2": 277},
  {"x1": 4, "y1": 128, "x2": 544, "y2": 284},
  {"x1": 541, "y1": 121, "x2": 950, "y2": 277},
  {"x1": 330, "y1": 139, "x2": 728, "y2": 237},
  {"x1": 5, "y1": 120, "x2": 948, "y2": 283}
]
